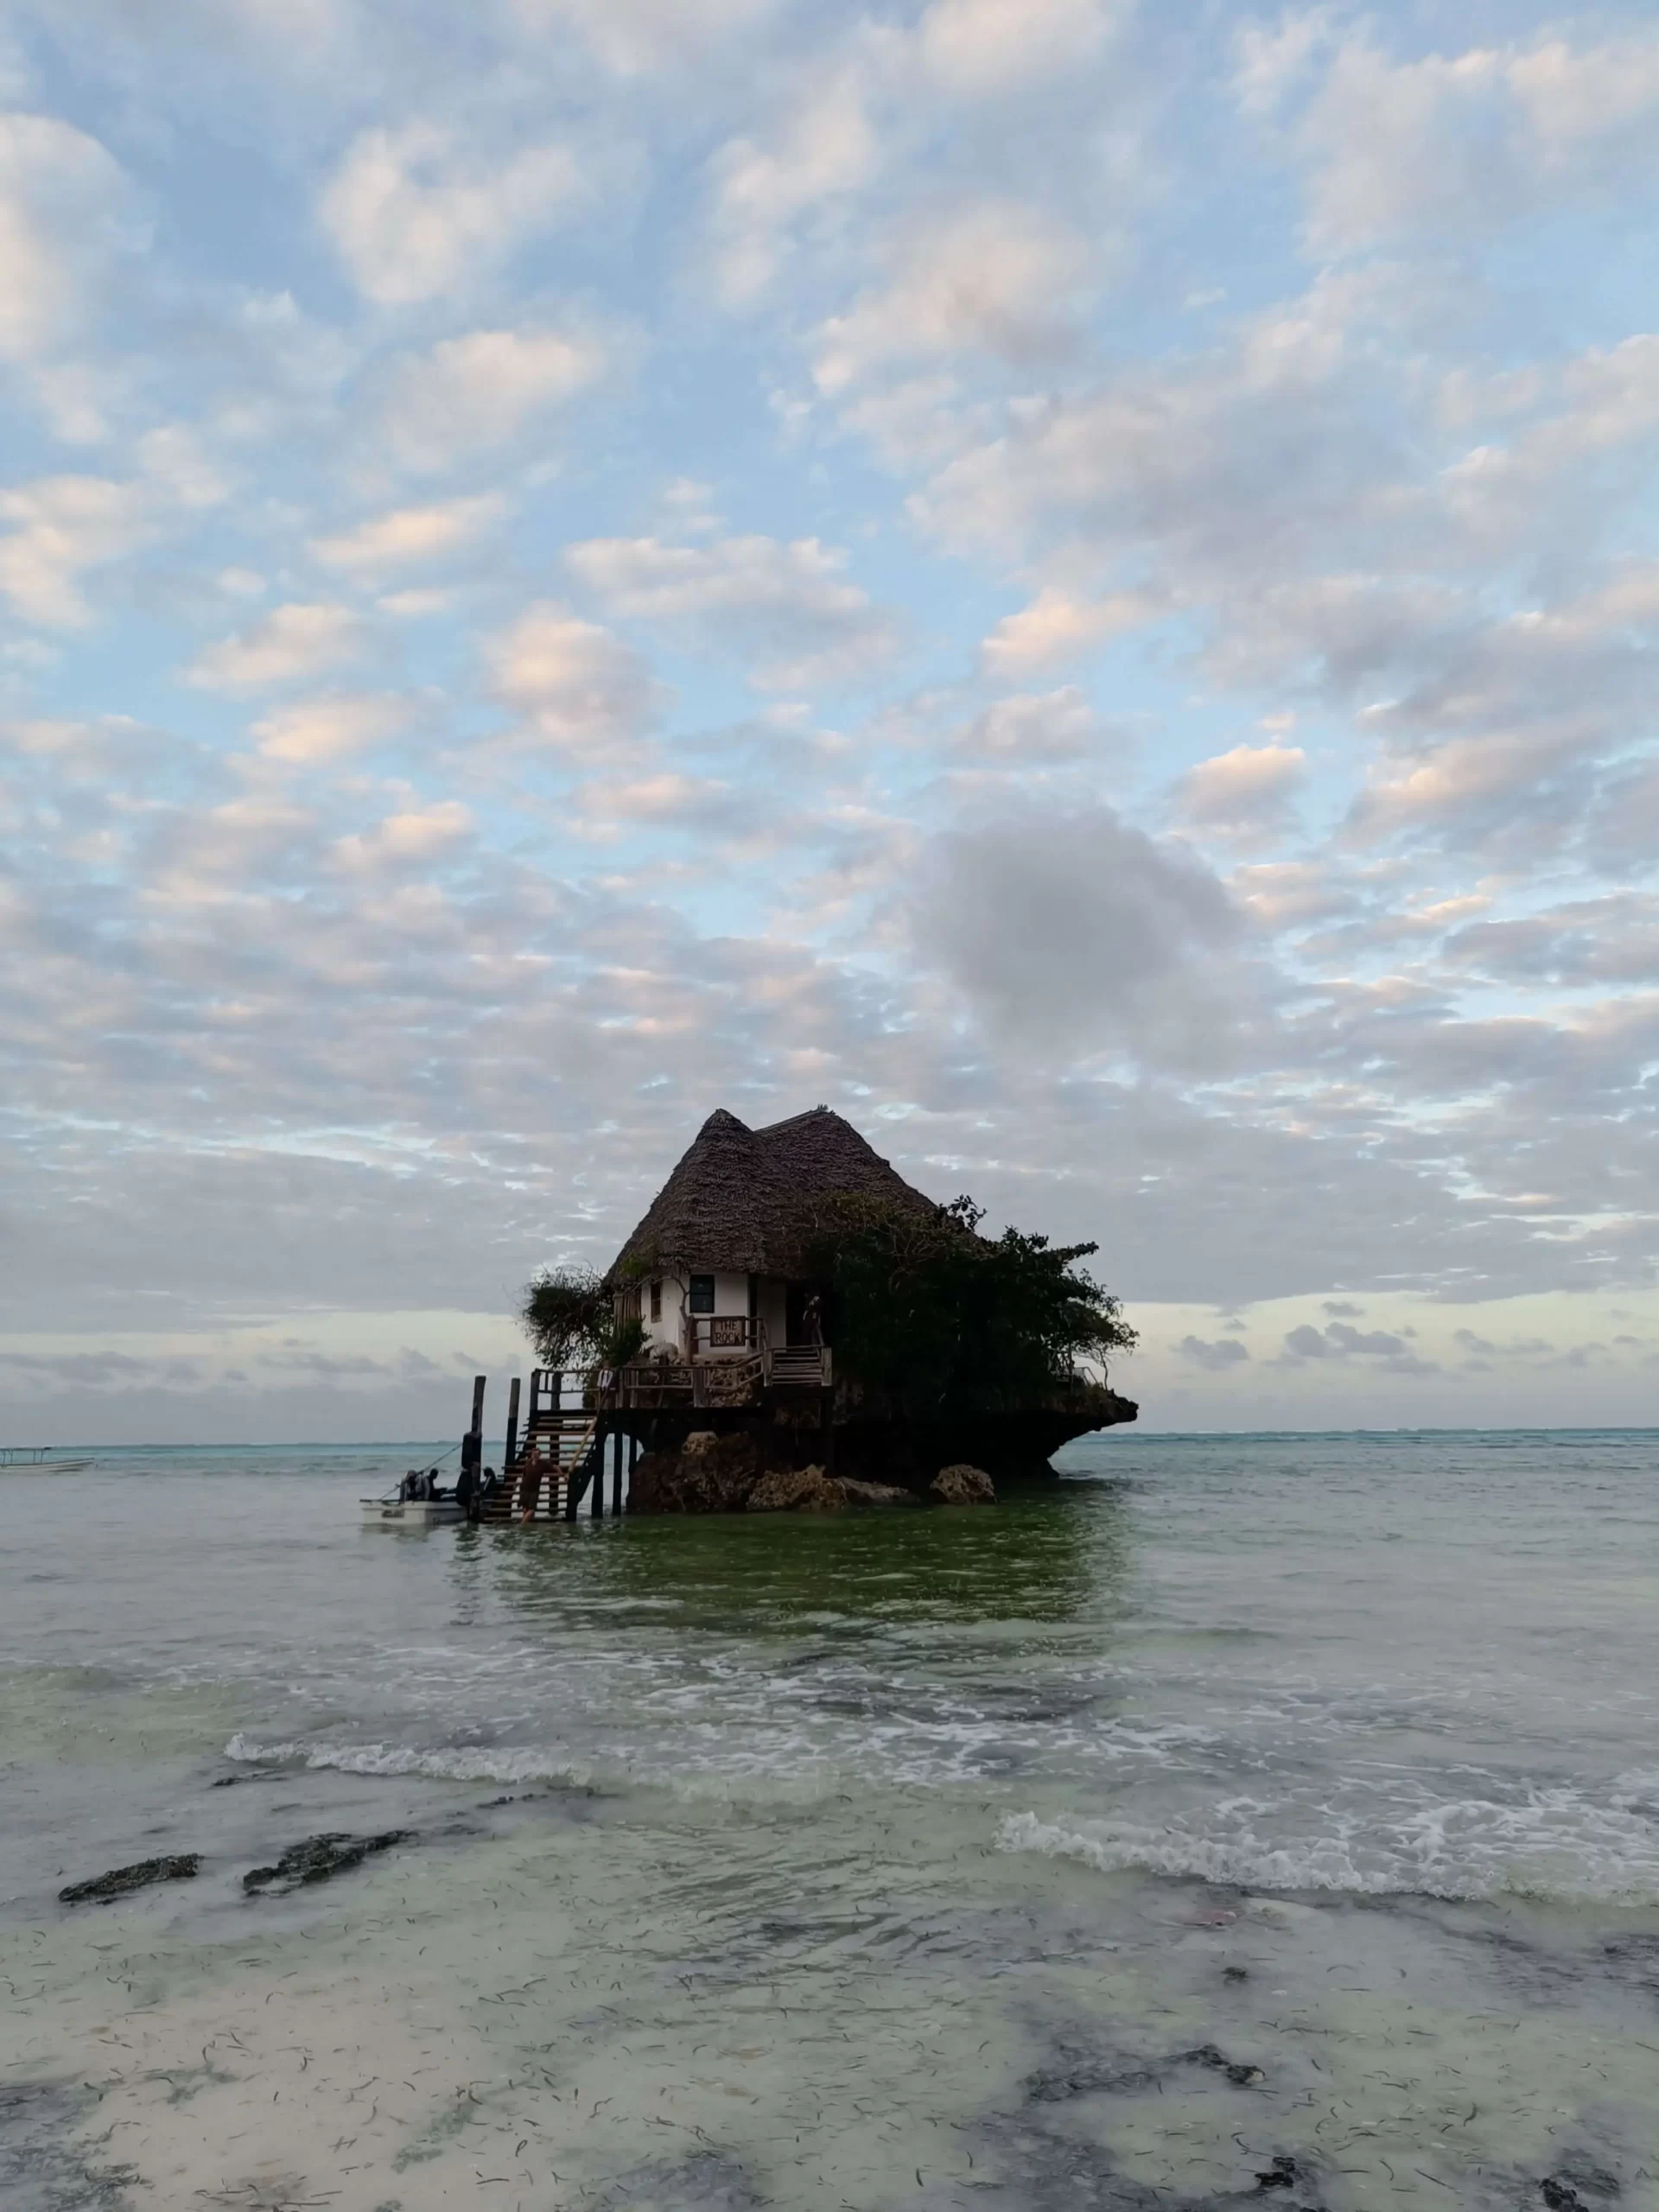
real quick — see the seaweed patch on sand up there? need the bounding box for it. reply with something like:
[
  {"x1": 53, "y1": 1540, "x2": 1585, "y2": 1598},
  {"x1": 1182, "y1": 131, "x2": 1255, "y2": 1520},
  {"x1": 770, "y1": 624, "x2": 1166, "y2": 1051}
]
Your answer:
[{"x1": 0, "y1": 2082, "x2": 136, "y2": 2212}]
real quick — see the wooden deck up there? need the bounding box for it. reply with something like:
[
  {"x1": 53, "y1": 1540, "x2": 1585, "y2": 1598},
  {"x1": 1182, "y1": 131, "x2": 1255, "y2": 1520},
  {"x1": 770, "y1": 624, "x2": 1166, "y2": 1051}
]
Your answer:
[{"x1": 463, "y1": 1344, "x2": 834, "y2": 1524}]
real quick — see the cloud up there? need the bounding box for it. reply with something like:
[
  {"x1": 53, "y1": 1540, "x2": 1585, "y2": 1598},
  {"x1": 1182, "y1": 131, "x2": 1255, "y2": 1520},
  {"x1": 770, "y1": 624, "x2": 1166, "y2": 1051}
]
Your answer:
[
  {"x1": 1281, "y1": 1321, "x2": 1434, "y2": 1373},
  {"x1": 1178, "y1": 1333, "x2": 1250, "y2": 1370},
  {"x1": 186, "y1": 603, "x2": 369, "y2": 690},
  {"x1": 954, "y1": 687, "x2": 1100, "y2": 762},
  {"x1": 1174, "y1": 743, "x2": 1306, "y2": 840},
  {"x1": 815, "y1": 200, "x2": 1090, "y2": 393},
  {"x1": 912, "y1": 804, "x2": 1263, "y2": 1064},
  {"x1": 252, "y1": 690, "x2": 411, "y2": 764},
  {"x1": 709, "y1": 67, "x2": 878, "y2": 304},
  {"x1": 1264, "y1": 30, "x2": 1659, "y2": 252},
  {"x1": 0, "y1": 432, "x2": 226, "y2": 626},
  {"x1": 486, "y1": 601, "x2": 664, "y2": 756},
  {"x1": 311, "y1": 493, "x2": 505, "y2": 573},
  {"x1": 0, "y1": 111, "x2": 136, "y2": 363},
  {"x1": 513, "y1": 0, "x2": 776, "y2": 75},
  {"x1": 567, "y1": 533, "x2": 898, "y2": 690},
  {"x1": 917, "y1": 0, "x2": 1121, "y2": 95},
  {"x1": 320, "y1": 122, "x2": 583, "y2": 305},
  {"x1": 333, "y1": 800, "x2": 473, "y2": 868},
  {"x1": 380, "y1": 324, "x2": 607, "y2": 468},
  {"x1": 981, "y1": 586, "x2": 1160, "y2": 675}
]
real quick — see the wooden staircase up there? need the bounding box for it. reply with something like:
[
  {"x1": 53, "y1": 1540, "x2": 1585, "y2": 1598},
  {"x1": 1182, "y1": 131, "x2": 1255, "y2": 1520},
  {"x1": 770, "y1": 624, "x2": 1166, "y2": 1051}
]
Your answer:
[
  {"x1": 767, "y1": 1345, "x2": 832, "y2": 1389},
  {"x1": 479, "y1": 1409, "x2": 600, "y2": 1522}
]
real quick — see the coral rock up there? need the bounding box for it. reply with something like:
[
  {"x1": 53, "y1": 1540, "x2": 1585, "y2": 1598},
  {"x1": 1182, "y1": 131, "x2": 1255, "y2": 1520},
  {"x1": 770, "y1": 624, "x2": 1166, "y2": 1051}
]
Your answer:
[
  {"x1": 747, "y1": 1465, "x2": 846, "y2": 1513},
  {"x1": 931, "y1": 1463, "x2": 995, "y2": 1505}
]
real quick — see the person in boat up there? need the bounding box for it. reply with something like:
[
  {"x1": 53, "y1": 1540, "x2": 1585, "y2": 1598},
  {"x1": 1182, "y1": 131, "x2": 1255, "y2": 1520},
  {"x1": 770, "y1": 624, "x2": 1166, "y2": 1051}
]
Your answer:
[
  {"x1": 455, "y1": 1459, "x2": 476, "y2": 1517},
  {"x1": 400, "y1": 1470, "x2": 419, "y2": 1501},
  {"x1": 478, "y1": 1466, "x2": 500, "y2": 1514}
]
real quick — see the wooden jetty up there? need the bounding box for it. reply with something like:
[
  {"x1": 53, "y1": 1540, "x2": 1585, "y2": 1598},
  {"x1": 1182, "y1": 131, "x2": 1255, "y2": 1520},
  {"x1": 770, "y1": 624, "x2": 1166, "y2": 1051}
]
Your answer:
[{"x1": 456, "y1": 1334, "x2": 834, "y2": 1525}]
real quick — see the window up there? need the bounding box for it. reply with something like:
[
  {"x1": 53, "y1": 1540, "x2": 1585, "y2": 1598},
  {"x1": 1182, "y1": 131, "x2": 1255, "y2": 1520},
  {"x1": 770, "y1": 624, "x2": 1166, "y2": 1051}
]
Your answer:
[
  {"x1": 689, "y1": 1274, "x2": 715, "y2": 1315},
  {"x1": 649, "y1": 1280, "x2": 662, "y2": 1323}
]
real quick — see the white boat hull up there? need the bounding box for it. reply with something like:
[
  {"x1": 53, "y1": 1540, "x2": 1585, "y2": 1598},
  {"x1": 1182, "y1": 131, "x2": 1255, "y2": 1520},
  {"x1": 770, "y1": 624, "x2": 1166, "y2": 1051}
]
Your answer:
[{"x1": 360, "y1": 1497, "x2": 463, "y2": 1529}]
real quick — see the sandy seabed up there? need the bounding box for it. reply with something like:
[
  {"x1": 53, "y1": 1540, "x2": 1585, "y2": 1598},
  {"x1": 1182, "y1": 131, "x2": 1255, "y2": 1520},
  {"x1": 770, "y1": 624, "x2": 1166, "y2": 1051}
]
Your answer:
[{"x1": 8, "y1": 1775, "x2": 1659, "y2": 2212}]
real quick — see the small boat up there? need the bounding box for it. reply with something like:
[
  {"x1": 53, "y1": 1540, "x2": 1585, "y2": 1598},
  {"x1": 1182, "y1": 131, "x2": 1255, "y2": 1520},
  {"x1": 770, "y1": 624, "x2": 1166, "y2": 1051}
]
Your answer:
[
  {"x1": 360, "y1": 1487, "x2": 463, "y2": 1529},
  {"x1": 1, "y1": 1447, "x2": 97, "y2": 1472}
]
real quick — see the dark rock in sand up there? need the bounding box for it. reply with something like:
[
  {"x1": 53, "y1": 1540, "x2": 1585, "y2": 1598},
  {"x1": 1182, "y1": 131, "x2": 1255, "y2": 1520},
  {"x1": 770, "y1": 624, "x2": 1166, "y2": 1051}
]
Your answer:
[
  {"x1": 930, "y1": 1463, "x2": 995, "y2": 1505},
  {"x1": 59, "y1": 1853, "x2": 201, "y2": 1905},
  {"x1": 1027, "y1": 2039, "x2": 1266, "y2": 2104},
  {"x1": 1542, "y1": 2180, "x2": 1619, "y2": 2212},
  {"x1": 243, "y1": 1830, "x2": 410, "y2": 1893}
]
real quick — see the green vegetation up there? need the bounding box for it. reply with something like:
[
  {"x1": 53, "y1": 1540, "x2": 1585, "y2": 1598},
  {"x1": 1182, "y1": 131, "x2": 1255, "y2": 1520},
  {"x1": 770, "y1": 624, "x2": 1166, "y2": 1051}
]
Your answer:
[
  {"x1": 520, "y1": 1267, "x2": 647, "y2": 1373},
  {"x1": 799, "y1": 1194, "x2": 1135, "y2": 1415}
]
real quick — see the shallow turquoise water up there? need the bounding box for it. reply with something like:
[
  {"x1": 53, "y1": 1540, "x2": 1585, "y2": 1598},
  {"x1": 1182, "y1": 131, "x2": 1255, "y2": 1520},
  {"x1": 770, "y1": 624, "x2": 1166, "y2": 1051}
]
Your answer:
[{"x1": 4, "y1": 1430, "x2": 1659, "y2": 2209}]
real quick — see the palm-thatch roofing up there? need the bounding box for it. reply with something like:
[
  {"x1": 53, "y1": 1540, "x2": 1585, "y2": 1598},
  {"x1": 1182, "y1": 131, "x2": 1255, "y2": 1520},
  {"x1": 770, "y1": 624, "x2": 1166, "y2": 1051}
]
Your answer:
[{"x1": 607, "y1": 1106, "x2": 938, "y2": 1281}]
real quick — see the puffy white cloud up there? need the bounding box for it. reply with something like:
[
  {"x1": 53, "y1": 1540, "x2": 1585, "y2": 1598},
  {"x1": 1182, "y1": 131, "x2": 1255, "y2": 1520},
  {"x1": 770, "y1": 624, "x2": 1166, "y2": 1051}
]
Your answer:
[
  {"x1": 486, "y1": 601, "x2": 664, "y2": 757},
  {"x1": 567, "y1": 533, "x2": 898, "y2": 690},
  {"x1": 333, "y1": 799, "x2": 472, "y2": 868},
  {"x1": 0, "y1": 473, "x2": 157, "y2": 626},
  {"x1": 954, "y1": 687, "x2": 1100, "y2": 761},
  {"x1": 709, "y1": 67, "x2": 879, "y2": 303},
  {"x1": 186, "y1": 603, "x2": 369, "y2": 690},
  {"x1": 917, "y1": 0, "x2": 1121, "y2": 95},
  {"x1": 982, "y1": 585, "x2": 1160, "y2": 675},
  {"x1": 0, "y1": 111, "x2": 135, "y2": 363},
  {"x1": 380, "y1": 325, "x2": 607, "y2": 468},
  {"x1": 252, "y1": 691, "x2": 411, "y2": 764},
  {"x1": 320, "y1": 122, "x2": 582, "y2": 304},
  {"x1": 1174, "y1": 743, "x2": 1306, "y2": 840},
  {"x1": 0, "y1": 431, "x2": 225, "y2": 626},
  {"x1": 311, "y1": 493, "x2": 505, "y2": 573},
  {"x1": 1262, "y1": 29, "x2": 1659, "y2": 251},
  {"x1": 815, "y1": 200, "x2": 1090, "y2": 391},
  {"x1": 512, "y1": 0, "x2": 776, "y2": 76}
]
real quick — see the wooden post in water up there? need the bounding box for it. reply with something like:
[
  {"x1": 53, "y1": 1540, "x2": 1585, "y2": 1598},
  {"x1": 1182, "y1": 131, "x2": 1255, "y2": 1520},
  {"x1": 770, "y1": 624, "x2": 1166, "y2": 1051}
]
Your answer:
[
  {"x1": 610, "y1": 1427, "x2": 624, "y2": 1515},
  {"x1": 564, "y1": 1417, "x2": 580, "y2": 1521},
  {"x1": 503, "y1": 1376, "x2": 521, "y2": 1476},
  {"x1": 461, "y1": 1374, "x2": 486, "y2": 1486},
  {"x1": 591, "y1": 1414, "x2": 607, "y2": 1520}
]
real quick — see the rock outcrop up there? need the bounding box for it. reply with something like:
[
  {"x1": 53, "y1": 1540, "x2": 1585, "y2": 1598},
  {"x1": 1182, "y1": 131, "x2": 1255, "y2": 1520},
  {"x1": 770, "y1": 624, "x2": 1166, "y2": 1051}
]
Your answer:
[
  {"x1": 244, "y1": 1831, "x2": 410, "y2": 1894},
  {"x1": 629, "y1": 1429, "x2": 764, "y2": 1513},
  {"x1": 59, "y1": 1853, "x2": 201, "y2": 1905},
  {"x1": 836, "y1": 1478, "x2": 915, "y2": 1508},
  {"x1": 930, "y1": 1463, "x2": 995, "y2": 1505},
  {"x1": 747, "y1": 1465, "x2": 845, "y2": 1513}
]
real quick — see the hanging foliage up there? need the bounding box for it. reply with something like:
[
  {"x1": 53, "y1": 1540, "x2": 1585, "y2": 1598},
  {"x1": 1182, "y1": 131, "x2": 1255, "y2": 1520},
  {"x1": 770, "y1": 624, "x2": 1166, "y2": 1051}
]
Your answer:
[{"x1": 798, "y1": 1193, "x2": 1135, "y2": 1415}]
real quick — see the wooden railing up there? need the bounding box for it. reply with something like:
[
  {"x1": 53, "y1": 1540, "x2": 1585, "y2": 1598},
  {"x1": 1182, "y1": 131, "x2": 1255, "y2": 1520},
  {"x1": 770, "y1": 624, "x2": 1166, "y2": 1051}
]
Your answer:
[{"x1": 686, "y1": 1314, "x2": 766, "y2": 1358}]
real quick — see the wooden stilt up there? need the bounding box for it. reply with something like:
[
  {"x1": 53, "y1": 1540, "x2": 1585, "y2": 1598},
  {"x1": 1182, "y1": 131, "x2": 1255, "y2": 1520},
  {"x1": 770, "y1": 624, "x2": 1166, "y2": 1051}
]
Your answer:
[
  {"x1": 503, "y1": 1376, "x2": 521, "y2": 1476},
  {"x1": 610, "y1": 1427, "x2": 624, "y2": 1514}
]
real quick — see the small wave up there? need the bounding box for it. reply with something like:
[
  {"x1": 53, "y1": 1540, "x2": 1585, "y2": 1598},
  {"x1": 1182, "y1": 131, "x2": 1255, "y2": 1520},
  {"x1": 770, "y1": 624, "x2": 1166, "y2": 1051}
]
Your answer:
[
  {"x1": 998, "y1": 1797, "x2": 1659, "y2": 1906},
  {"x1": 225, "y1": 1732, "x2": 596, "y2": 1787}
]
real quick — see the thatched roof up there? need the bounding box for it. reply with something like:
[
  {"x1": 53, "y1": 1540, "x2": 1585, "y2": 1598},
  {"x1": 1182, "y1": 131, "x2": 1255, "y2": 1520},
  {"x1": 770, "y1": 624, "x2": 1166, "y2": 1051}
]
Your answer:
[{"x1": 607, "y1": 1106, "x2": 938, "y2": 1281}]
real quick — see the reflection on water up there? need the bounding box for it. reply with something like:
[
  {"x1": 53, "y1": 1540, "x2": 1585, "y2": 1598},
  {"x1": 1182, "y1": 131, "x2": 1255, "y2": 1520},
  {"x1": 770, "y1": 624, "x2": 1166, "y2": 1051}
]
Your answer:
[{"x1": 470, "y1": 1484, "x2": 1128, "y2": 1637}]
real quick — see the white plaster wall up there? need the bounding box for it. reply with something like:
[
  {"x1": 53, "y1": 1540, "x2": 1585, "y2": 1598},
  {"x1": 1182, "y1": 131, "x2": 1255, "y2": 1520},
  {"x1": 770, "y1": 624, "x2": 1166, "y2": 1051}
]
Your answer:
[{"x1": 634, "y1": 1268, "x2": 782, "y2": 1356}]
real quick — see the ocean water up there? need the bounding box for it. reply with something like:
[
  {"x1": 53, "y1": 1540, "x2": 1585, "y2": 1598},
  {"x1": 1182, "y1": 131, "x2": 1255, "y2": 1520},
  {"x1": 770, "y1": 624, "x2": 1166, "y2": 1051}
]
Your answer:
[{"x1": 3, "y1": 1430, "x2": 1659, "y2": 2211}]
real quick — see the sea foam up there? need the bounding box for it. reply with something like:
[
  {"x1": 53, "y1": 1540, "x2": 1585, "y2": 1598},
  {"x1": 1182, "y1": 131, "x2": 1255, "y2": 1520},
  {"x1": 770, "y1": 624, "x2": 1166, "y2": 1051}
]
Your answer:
[{"x1": 997, "y1": 1795, "x2": 1659, "y2": 1905}]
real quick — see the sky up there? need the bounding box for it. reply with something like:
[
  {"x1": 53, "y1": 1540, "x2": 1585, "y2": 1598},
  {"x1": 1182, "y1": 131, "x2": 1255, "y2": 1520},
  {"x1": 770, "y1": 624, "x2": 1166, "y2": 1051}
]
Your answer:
[{"x1": 3, "y1": 0, "x2": 1658, "y2": 1443}]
